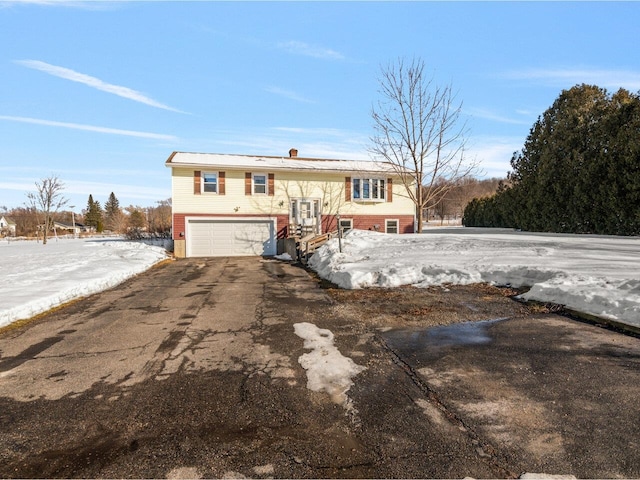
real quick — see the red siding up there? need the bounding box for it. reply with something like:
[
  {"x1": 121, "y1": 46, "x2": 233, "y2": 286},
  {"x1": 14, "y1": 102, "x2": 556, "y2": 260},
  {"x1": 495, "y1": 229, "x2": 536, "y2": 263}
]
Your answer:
[
  {"x1": 322, "y1": 214, "x2": 414, "y2": 234},
  {"x1": 172, "y1": 213, "x2": 290, "y2": 240},
  {"x1": 173, "y1": 213, "x2": 414, "y2": 240}
]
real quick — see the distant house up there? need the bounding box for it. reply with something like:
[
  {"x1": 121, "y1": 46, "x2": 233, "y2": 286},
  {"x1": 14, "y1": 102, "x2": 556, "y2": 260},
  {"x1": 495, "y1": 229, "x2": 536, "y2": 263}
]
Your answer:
[
  {"x1": 0, "y1": 216, "x2": 16, "y2": 236},
  {"x1": 53, "y1": 221, "x2": 86, "y2": 235},
  {"x1": 166, "y1": 149, "x2": 417, "y2": 258}
]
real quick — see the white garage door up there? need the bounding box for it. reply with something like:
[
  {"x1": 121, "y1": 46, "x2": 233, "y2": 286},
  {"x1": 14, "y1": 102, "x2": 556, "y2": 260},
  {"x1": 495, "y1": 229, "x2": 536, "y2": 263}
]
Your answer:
[{"x1": 187, "y1": 218, "x2": 276, "y2": 257}]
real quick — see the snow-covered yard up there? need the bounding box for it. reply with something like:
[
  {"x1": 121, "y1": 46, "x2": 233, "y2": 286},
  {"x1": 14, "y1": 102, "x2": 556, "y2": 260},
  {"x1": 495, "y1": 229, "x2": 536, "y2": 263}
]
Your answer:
[
  {"x1": 0, "y1": 237, "x2": 168, "y2": 328},
  {"x1": 310, "y1": 228, "x2": 640, "y2": 329},
  {"x1": 2, "y1": 229, "x2": 639, "y2": 331}
]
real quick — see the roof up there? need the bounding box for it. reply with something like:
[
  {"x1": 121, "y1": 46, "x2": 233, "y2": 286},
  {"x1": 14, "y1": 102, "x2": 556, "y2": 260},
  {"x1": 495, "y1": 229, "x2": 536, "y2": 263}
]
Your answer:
[
  {"x1": 165, "y1": 151, "x2": 401, "y2": 175},
  {"x1": 0, "y1": 216, "x2": 16, "y2": 225},
  {"x1": 54, "y1": 221, "x2": 85, "y2": 228}
]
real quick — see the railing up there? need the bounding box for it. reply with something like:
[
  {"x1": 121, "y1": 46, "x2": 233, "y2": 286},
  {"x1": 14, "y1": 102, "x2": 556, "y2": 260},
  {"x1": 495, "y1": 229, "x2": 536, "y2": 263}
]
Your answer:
[{"x1": 299, "y1": 230, "x2": 338, "y2": 263}]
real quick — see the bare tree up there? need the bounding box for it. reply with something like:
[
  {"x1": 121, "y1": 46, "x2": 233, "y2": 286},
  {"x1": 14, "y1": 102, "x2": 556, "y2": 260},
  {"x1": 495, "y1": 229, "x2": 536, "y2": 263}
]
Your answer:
[
  {"x1": 370, "y1": 58, "x2": 478, "y2": 232},
  {"x1": 146, "y1": 198, "x2": 172, "y2": 235},
  {"x1": 26, "y1": 175, "x2": 68, "y2": 244}
]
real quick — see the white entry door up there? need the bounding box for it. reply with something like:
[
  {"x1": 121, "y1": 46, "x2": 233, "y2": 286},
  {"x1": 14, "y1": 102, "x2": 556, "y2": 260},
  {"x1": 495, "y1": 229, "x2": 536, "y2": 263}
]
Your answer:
[{"x1": 290, "y1": 198, "x2": 321, "y2": 234}]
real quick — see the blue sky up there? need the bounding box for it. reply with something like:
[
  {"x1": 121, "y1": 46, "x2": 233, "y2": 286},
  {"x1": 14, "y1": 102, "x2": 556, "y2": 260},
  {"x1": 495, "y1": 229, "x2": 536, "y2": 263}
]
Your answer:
[{"x1": 2, "y1": 1, "x2": 639, "y2": 212}]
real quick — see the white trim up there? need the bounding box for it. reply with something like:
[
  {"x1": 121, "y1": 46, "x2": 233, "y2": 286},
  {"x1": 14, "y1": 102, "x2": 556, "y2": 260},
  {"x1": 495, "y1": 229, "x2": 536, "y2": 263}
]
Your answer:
[
  {"x1": 202, "y1": 171, "x2": 219, "y2": 194},
  {"x1": 385, "y1": 218, "x2": 399, "y2": 234},
  {"x1": 185, "y1": 216, "x2": 277, "y2": 257},
  {"x1": 252, "y1": 172, "x2": 268, "y2": 195},
  {"x1": 339, "y1": 218, "x2": 353, "y2": 234},
  {"x1": 352, "y1": 177, "x2": 386, "y2": 202}
]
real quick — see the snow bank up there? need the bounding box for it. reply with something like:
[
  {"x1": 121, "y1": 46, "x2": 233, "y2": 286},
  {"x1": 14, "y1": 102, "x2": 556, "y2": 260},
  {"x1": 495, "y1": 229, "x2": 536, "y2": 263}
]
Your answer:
[
  {"x1": 293, "y1": 322, "x2": 366, "y2": 408},
  {"x1": 0, "y1": 237, "x2": 168, "y2": 327},
  {"x1": 308, "y1": 229, "x2": 640, "y2": 328}
]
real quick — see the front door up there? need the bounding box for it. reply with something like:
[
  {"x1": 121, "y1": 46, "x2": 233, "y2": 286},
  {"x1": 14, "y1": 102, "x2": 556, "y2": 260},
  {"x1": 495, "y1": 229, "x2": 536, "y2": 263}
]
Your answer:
[{"x1": 290, "y1": 198, "x2": 321, "y2": 235}]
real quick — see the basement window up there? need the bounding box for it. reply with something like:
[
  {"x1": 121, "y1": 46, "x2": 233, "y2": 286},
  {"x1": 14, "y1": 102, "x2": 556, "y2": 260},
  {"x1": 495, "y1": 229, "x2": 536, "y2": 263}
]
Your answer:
[
  {"x1": 339, "y1": 218, "x2": 353, "y2": 235},
  {"x1": 385, "y1": 219, "x2": 399, "y2": 234}
]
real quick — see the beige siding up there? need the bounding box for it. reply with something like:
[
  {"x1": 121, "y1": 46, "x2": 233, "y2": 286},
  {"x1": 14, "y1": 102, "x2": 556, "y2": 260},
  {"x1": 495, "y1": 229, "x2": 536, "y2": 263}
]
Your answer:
[{"x1": 171, "y1": 167, "x2": 415, "y2": 217}]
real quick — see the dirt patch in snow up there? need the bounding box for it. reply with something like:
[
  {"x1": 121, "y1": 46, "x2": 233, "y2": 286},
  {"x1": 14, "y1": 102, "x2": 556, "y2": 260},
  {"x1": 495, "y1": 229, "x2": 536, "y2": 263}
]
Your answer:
[{"x1": 322, "y1": 282, "x2": 537, "y2": 328}]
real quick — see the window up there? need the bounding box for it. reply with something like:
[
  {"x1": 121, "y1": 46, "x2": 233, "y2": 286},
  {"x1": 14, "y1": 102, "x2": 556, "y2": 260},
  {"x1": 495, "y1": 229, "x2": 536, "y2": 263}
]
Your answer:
[
  {"x1": 253, "y1": 173, "x2": 267, "y2": 195},
  {"x1": 352, "y1": 178, "x2": 386, "y2": 201},
  {"x1": 385, "y1": 219, "x2": 399, "y2": 234},
  {"x1": 339, "y1": 218, "x2": 353, "y2": 235},
  {"x1": 202, "y1": 172, "x2": 218, "y2": 193}
]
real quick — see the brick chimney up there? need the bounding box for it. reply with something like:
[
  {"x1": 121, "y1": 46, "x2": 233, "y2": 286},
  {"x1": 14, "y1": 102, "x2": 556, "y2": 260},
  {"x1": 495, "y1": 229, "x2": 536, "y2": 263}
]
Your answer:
[{"x1": 289, "y1": 148, "x2": 298, "y2": 158}]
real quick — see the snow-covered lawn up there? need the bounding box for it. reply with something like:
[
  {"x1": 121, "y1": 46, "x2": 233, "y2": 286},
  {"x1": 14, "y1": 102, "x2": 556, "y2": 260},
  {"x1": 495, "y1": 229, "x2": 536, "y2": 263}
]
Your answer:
[
  {"x1": 0, "y1": 237, "x2": 169, "y2": 328},
  {"x1": 2, "y1": 229, "x2": 639, "y2": 332},
  {"x1": 310, "y1": 228, "x2": 640, "y2": 329}
]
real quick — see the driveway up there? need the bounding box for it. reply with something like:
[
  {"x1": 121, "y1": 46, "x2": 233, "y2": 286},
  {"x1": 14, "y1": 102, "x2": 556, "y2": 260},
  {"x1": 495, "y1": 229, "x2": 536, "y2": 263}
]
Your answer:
[{"x1": 0, "y1": 257, "x2": 638, "y2": 478}]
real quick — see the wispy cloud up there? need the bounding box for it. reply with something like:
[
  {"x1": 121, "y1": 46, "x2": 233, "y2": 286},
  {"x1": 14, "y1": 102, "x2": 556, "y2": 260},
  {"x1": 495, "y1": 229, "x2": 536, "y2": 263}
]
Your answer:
[
  {"x1": 1, "y1": 1, "x2": 119, "y2": 10},
  {"x1": 15, "y1": 60, "x2": 187, "y2": 113},
  {"x1": 272, "y1": 126, "x2": 355, "y2": 137},
  {"x1": 501, "y1": 67, "x2": 640, "y2": 91},
  {"x1": 466, "y1": 135, "x2": 525, "y2": 179},
  {"x1": 196, "y1": 126, "x2": 369, "y2": 160},
  {"x1": 465, "y1": 107, "x2": 531, "y2": 125},
  {"x1": 276, "y1": 40, "x2": 345, "y2": 61},
  {"x1": 265, "y1": 86, "x2": 316, "y2": 104},
  {"x1": 0, "y1": 115, "x2": 178, "y2": 141}
]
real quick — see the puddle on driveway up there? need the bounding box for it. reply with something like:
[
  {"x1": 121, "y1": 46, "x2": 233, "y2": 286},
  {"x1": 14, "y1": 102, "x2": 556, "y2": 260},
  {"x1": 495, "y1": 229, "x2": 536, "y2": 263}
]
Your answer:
[{"x1": 381, "y1": 318, "x2": 509, "y2": 361}]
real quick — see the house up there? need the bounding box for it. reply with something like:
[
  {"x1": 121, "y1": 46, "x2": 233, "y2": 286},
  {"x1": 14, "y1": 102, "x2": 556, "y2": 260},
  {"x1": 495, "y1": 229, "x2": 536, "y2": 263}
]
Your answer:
[
  {"x1": 53, "y1": 221, "x2": 86, "y2": 235},
  {"x1": 0, "y1": 216, "x2": 16, "y2": 236},
  {"x1": 166, "y1": 149, "x2": 417, "y2": 258}
]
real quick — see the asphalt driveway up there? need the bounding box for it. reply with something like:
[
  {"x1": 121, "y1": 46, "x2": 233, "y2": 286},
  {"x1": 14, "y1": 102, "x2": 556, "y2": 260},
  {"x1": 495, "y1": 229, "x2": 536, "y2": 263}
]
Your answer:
[{"x1": 0, "y1": 257, "x2": 638, "y2": 478}]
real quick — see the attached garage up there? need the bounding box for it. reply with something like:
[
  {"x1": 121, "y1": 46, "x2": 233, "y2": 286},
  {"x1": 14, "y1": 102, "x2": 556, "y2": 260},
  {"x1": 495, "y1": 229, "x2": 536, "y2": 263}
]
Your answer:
[{"x1": 186, "y1": 218, "x2": 277, "y2": 257}]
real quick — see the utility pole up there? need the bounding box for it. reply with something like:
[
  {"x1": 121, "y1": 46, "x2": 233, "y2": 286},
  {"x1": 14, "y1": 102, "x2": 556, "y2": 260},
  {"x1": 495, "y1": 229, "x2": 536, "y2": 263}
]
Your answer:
[
  {"x1": 69, "y1": 206, "x2": 76, "y2": 239},
  {"x1": 336, "y1": 214, "x2": 342, "y2": 253}
]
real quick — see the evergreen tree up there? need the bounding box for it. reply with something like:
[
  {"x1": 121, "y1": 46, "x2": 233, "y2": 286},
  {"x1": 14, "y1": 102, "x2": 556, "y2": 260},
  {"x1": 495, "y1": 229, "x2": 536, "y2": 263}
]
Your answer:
[
  {"x1": 104, "y1": 192, "x2": 122, "y2": 232},
  {"x1": 85, "y1": 195, "x2": 105, "y2": 232},
  {"x1": 465, "y1": 84, "x2": 640, "y2": 236},
  {"x1": 128, "y1": 209, "x2": 146, "y2": 229}
]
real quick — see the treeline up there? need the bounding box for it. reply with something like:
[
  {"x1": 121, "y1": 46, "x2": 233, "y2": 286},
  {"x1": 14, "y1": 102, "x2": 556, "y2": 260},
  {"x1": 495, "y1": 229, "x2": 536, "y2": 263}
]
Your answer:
[
  {"x1": 425, "y1": 177, "x2": 503, "y2": 223},
  {"x1": 464, "y1": 84, "x2": 640, "y2": 235},
  {"x1": 1, "y1": 192, "x2": 172, "y2": 237},
  {"x1": 83, "y1": 193, "x2": 172, "y2": 235}
]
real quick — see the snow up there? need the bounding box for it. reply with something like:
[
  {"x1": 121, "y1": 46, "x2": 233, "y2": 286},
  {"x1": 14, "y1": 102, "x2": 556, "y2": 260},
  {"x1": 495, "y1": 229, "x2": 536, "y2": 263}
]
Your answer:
[
  {"x1": 0, "y1": 237, "x2": 169, "y2": 328},
  {"x1": 309, "y1": 229, "x2": 640, "y2": 329},
  {"x1": 293, "y1": 322, "x2": 366, "y2": 408},
  {"x1": 2, "y1": 227, "x2": 638, "y2": 336},
  {"x1": 168, "y1": 151, "x2": 396, "y2": 174}
]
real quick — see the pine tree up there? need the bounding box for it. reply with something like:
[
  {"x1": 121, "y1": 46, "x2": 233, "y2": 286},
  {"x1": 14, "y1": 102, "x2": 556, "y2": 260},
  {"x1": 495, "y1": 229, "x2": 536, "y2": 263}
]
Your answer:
[
  {"x1": 128, "y1": 209, "x2": 146, "y2": 229},
  {"x1": 104, "y1": 192, "x2": 122, "y2": 232},
  {"x1": 85, "y1": 195, "x2": 105, "y2": 233},
  {"x1": 94, "y1": 200, "x2": 104, "y2": 233},
  {"x1": 465, "y1": 84, "x2": 640, "y2": 235}
]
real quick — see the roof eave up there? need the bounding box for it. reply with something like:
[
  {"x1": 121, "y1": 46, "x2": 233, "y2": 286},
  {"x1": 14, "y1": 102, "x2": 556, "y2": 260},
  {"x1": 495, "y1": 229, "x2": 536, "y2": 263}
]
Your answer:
[{"x1": 166, "y1": 162, "x2": 399, "y2": 175}]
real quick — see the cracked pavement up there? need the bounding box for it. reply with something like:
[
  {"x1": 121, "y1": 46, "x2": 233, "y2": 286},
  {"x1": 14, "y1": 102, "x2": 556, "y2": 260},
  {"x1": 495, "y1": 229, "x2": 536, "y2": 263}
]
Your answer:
[{"x1": 1, "y1": 257, "x2": 639, "y2": 478}]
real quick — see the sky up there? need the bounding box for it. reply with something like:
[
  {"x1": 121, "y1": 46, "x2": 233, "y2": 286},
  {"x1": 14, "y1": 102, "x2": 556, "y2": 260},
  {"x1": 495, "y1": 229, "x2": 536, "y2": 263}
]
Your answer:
[{"x1": 1, "y1": 1, "x2": 640, "y2": 213}]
